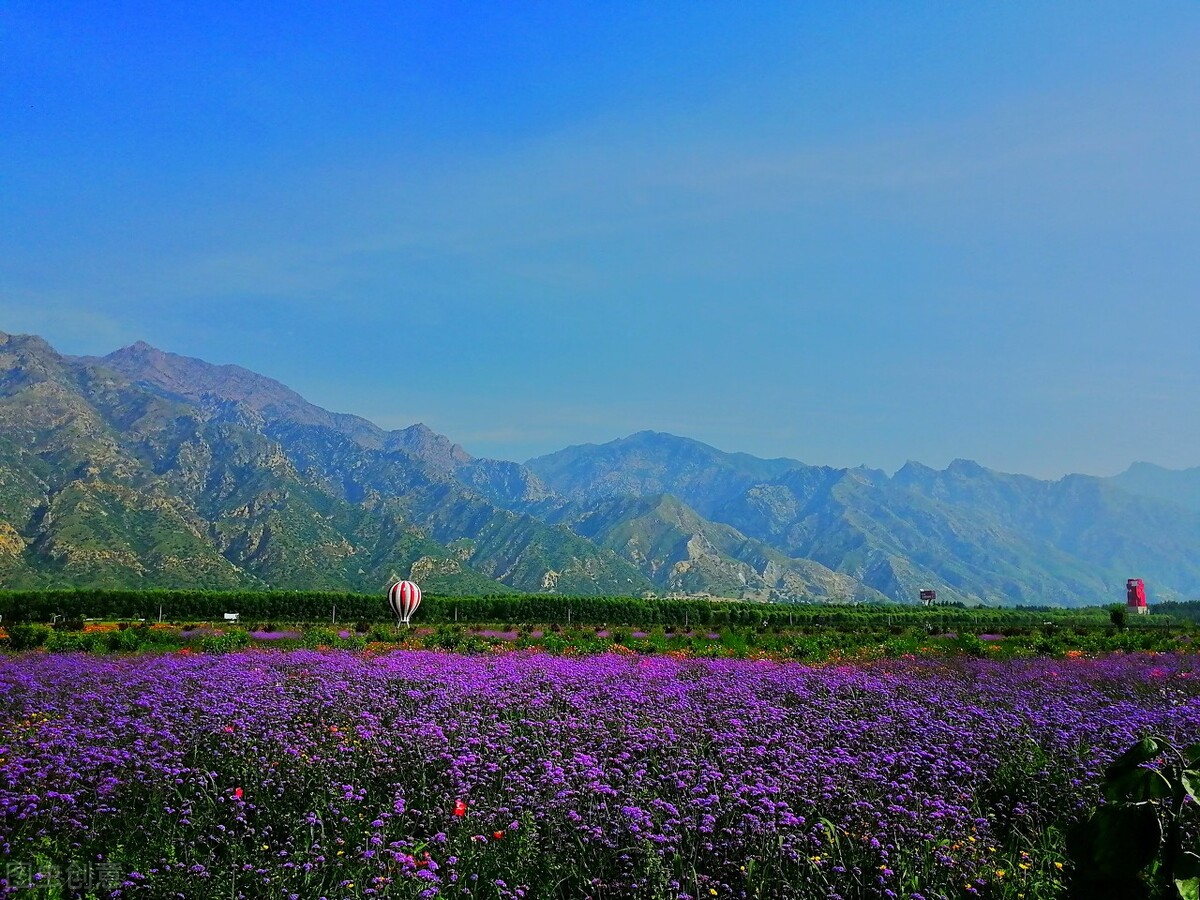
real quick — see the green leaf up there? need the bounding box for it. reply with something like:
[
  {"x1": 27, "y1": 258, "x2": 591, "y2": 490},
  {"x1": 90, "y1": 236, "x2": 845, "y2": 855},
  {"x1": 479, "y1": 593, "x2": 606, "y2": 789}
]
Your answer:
[
  {"x1": 1104, "y1": 767, "x2": 1174, "y2": 803},
  {"x1": 1106, "y1": 737, "x2": 1163, "y2": 781},
  {"x1": 1182, "y1": 770, "x2": 1200, "y2": 804},
  {"x1": 1177, "y1": 851, "x2": 1200, "y2": 881},
  {"x1": 1064, "y1": 873, "x2": 1151, "y2": 900},
  {"x1": 1177, "y1": 877, "x2": 1200, "y2": 900},
  {"x1": 1184, "y1": 745, "x2": 1200, "y2": 768},
  {"x1": 1071, "y1": 805, "x2": 1162, "y2": 878}
]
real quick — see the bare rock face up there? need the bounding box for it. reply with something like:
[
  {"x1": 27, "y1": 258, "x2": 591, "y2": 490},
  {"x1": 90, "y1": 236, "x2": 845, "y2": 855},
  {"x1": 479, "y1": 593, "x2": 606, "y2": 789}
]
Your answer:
[
  {"x1": 0, "y1": 521, "x2": 26, "y2": 557},
  {"x1": 387, "y1": 424, "x2": 472, "y2": 473},
  {"x1": 410, "y1": 555, "x2": 463, "y2": 583},
  {"x1": 92, "y1": 341, "x2": 388, "y2": 449}
]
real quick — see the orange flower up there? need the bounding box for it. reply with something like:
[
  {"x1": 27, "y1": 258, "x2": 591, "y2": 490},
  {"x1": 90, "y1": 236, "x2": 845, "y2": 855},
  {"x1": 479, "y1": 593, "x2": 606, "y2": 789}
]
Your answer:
[{"x1": 493, "y1": 830, "x2": 504, "y2": 840}]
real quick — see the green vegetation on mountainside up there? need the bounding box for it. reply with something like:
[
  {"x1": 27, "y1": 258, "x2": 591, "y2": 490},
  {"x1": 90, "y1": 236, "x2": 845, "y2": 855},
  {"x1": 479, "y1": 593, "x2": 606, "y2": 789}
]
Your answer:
[
  {"x1": 4, "y1": 330, "x2": 1200, "y2": 607},
  {"x1": 565, "y1": 492, "x2": 885, "y2": 603}
]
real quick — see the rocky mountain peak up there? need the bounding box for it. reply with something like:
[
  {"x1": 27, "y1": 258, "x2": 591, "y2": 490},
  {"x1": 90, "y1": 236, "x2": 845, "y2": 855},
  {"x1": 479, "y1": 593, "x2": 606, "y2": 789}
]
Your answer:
[
  {"x1": 386, "y1": 423, "x2": 473, "y2": 472},
  {"x1": 0, "y1": 331, "x2": 60, "y2": 358},
  {"x1": 946, "y1": 458, "x2": 988, "y2": 476},
  {"x1": 0, "y1": 331, "x2": 74, "y2": 393},
  {"x1": 892, "y1": 460, "x2": 938, "y2": 487},
  {"x1": 92, "y1": 342, "x2": 387, "y2": 448}
]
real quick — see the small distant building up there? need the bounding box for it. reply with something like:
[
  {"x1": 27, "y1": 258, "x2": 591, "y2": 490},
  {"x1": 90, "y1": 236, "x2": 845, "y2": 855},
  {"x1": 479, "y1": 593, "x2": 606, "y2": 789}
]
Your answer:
[{"x1": 1126, "y1": 579, "x2": 1148, "y2": 615}]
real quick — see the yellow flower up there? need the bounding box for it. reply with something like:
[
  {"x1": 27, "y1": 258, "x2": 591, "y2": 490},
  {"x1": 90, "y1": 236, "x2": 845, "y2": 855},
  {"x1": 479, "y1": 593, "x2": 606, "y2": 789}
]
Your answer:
[
  {"x1": 1054, "y1": 862, "x2": 1064, "y2": 870},
  {"x1": 1019, "y1": 862, "x2": 1030, "y2": 870},
  {"x1": 995, "y1": 869, "x2": 1006, "y2": 878},
  {"x1": 709, "y1": 890, "x2": 718, "y2": 897},
  {"x1": 261, "y1": 844, "x2": 269, "y2": 851}
]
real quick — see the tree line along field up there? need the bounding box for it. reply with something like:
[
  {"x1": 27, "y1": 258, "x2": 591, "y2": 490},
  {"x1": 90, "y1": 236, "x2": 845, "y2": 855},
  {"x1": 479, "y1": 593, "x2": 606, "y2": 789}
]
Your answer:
[
  {"x1": 0, "y1": 597, "x2": 1193, "y2": 661},
  {"x1": 3, "y1": 589, "x2": 1194, "y2": 629}
]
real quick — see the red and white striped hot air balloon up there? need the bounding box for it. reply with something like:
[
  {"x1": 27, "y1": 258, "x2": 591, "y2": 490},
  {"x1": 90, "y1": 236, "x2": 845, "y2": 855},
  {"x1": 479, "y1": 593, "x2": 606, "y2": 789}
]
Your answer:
[{"x1": 387, "y1": 580, "x2": 422, "y2": 626}]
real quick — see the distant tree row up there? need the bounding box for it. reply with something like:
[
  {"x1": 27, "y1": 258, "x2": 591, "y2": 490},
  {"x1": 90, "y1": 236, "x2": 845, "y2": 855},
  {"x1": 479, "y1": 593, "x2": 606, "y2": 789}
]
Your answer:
[
  {"x1": 1146, "y1": 600, "x2": 1200, "y2": 623},
  {"x1": 0, "y1": 589, "x2": 1156, "y2": 631}
]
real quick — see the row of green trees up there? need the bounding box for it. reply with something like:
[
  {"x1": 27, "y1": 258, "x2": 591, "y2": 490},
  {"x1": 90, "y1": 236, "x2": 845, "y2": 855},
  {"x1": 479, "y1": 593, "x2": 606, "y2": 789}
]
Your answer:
[{"x1": 0, "y1": 589, "x2": 1182, "y2": 631}]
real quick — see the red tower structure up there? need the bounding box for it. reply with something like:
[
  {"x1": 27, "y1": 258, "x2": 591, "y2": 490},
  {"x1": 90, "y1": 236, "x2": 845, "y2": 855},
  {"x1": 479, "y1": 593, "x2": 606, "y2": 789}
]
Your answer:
[{"x1": 1126, "y1": 578, "x2": 1148, "y2": 615}]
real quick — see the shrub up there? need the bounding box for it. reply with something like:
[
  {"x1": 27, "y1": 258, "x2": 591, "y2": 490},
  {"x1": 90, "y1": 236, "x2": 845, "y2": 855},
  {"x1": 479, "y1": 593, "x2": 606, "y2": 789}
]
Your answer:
[
  {"x1": 368, "y1": 623, "x2": 397, "y2": 643},
  {"x1": 541, "y1": 633, "x2": 570, "y2": 655},
  {"x1": 303, "y1": 627, "x2": 340, "y2": 649},
  {"x1": 6, "y1": 624, "x2": 51, "y2": 651},
  {"x1": 883, "y1": 635, "x2": 921, "y2": 658},
  {"x1": 338, "y1": 632, "x2": 366, "y2": 651},
  {"x1": 138, "y1": 626, "x2": 184, "y2": 651},
  {"x1": 200, "y1": 629, "x2": 250, "y2": 654},
  {"x1": 46, "y1": 629, "x2": 97, "y2": 653},
  {"x1": 103, "y1": 626, "x2": 147, "y2": 653},
  {"x1": 429, "y1": 625, "x2": 465, "y2": 650},
  {"x1": 953, "y1": 632, "x2": 988, "y2": 658}
]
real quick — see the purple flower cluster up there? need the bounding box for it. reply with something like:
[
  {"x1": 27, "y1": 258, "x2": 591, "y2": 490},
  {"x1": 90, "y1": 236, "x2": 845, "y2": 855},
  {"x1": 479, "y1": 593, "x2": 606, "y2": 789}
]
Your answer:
[{"x1": 2, "y1": 650, "x2": 1199, "y2": 898}]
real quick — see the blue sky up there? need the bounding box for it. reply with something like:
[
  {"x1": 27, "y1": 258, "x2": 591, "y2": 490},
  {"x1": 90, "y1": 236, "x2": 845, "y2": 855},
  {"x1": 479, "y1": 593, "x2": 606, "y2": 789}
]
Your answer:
[{"x1": 3, "y1": 2, "x2": 1198, "y2": 477}]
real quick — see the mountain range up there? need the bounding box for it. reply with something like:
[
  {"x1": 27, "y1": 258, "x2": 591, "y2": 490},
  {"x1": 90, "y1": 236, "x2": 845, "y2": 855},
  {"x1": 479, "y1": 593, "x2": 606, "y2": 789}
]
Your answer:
[{"x1": 1, "y1": 329, "x2": 1197, "y2": 607}]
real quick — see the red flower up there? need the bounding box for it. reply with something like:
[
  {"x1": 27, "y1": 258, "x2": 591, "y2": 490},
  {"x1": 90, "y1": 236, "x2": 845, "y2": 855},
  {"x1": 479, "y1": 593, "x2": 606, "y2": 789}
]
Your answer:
[
  {"x1": 234, "y1": 787, "x2": 243, "y2": 799},
  {"x1": 493, "y1": 830, "x2": 505, "y2": 840},
  {"x1": 453, "y1": 800, "x2": 467, "y2": 817}
]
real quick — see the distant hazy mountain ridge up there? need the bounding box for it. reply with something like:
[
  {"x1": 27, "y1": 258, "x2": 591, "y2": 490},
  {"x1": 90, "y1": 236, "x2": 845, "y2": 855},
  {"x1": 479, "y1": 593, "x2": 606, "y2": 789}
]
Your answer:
[
  {"x1": 530, "y1": 434, "x2": 1200, "y2": 605},
  {"x1": 1, "y1": 330, "x2": 1196, "y2": 606},
  {"x1": 1106, "y1": 462, "x2": 1200, "y2": 513},
  {"x1": 527, "y1": 430, "x2": 804, "y2": 517}
]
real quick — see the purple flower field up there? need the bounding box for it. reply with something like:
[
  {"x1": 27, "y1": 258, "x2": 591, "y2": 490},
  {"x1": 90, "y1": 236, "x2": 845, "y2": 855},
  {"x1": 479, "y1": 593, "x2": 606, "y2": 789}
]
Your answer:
[
  {"x1": 248, "y1": 631, "x2": 304, "y2": 642},
  {"x1": 2, "y1": 650, "x2": 1199, "y2": 899}
]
